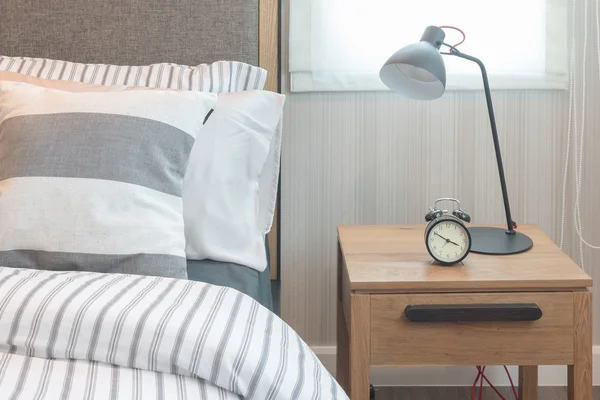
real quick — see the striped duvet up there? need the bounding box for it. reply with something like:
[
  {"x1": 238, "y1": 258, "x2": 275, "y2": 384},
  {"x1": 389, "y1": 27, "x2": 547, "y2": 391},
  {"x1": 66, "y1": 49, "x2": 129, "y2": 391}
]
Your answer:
[{"x1": 0, "y1": 268, "x2": 348, "y2": 400}]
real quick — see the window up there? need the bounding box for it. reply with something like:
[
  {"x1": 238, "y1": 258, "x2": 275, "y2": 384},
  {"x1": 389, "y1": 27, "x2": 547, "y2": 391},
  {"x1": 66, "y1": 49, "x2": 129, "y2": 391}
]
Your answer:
[{"x1": 289, "y1": 0, "x2": 568, "y2": 92}]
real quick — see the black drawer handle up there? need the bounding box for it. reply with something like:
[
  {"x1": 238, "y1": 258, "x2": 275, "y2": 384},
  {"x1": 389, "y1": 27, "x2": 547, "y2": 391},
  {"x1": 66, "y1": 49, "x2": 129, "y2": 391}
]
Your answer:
[{"x1": 404, "y1": 303, "x2": 542, "y2": 322}]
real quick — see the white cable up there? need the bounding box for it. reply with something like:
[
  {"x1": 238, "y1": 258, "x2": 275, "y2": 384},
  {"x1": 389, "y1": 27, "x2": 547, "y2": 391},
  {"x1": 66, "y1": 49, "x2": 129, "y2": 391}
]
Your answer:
[
  {"x1": 574, "y1": 0, "x2": 587, "y2": 269},
  {"x1": 572, "y1": 59, "x2": 584, "y2": 268},
  {"x1": 597, "y1": 0, "x2": 600, "y2": 73},
  {"x1": 560, "y1": 0, "x2": 600, "y2": 272},
  {"x1": 567, "y1": 0, "x2": 600, "y2": 273},
  {"x1": 559, "y1": 0, "x2": 578, "y2": 250},
  {"x1": 573, "y1": 0, "x2": 600, "y2": 251}
]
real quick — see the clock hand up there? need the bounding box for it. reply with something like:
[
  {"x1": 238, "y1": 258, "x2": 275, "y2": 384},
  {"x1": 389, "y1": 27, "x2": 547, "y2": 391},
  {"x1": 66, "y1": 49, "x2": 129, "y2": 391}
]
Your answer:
[
  {"x1": 448, "y1": 239, "x2": 460, "y2": 246},
  {"x1": 434, "y1": 232, "x2": 448, "y2": 241}
]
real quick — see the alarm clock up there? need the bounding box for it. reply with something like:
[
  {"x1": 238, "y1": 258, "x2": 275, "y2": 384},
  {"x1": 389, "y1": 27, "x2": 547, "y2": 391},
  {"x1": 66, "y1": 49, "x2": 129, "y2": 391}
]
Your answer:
[{"x1": 425, "y1": 198, "x2": 472, "y2": 266}]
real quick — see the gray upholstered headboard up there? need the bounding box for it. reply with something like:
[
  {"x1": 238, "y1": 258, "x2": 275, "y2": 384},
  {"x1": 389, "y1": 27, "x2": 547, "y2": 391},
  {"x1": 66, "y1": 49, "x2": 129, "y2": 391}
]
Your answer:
[
  {"x1": 0, "y1": 0, "x2": 281, "y2": 277},
  {"x1": 1, "y1": 0, "x2": 259, "y2": 66}
]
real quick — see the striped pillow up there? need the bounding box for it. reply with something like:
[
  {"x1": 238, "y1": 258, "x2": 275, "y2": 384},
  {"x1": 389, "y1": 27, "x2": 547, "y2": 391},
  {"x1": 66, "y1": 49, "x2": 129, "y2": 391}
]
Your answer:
[
  {"x1": 0, "y1": 80, "x2": 217, "y2": 278},
  {"x1": 0, "y1": 56, "x2": 267, "y2": 92},
  {"x1": 0, "y1": 55, "x2": 278, "y2": 235}
]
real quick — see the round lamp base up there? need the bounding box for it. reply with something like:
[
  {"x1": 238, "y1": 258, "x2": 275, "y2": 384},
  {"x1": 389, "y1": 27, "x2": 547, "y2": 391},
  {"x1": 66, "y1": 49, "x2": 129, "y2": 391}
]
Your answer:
[{"x1": 468, "y1": 227, "x2": 533, "y2": 255}]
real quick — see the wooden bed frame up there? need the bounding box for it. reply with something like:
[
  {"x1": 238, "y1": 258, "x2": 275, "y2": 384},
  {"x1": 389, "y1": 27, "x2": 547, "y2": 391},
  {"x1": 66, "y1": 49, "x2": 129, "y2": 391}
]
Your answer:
[{"x1": 259, "y1": 0, "x2": 281, "y2": 280}]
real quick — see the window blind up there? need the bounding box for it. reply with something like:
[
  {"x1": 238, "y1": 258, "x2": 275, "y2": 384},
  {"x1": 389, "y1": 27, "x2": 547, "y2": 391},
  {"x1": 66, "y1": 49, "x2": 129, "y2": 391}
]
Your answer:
[{"x1": 289, "y1": 0, "x2": 568, "y2": 92}]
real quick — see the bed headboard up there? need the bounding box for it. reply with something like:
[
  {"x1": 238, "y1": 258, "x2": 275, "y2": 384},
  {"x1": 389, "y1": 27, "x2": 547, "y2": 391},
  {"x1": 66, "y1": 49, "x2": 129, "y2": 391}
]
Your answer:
[{"x1": 0, "y1": 0, "x2": 281, "y2": 275}]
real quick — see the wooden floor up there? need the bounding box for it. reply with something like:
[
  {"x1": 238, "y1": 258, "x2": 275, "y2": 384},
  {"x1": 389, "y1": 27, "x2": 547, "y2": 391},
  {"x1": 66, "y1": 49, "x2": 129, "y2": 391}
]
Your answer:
[{"x1": 375, "y1": 386, "x2": 600, "y2": 399}]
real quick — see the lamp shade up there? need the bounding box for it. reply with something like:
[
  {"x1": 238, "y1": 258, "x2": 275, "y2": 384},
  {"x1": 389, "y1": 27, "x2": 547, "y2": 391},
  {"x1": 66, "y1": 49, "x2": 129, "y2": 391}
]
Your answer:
[{"x1": 380, "y1": 26, "x2": 447, "y2": 100}]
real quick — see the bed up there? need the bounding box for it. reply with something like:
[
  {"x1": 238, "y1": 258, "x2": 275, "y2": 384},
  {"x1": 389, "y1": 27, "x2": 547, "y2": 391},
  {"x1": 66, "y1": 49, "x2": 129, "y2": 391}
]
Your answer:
[
  {"x1": 0, "y1": 0, "x2": 279, "y2": 311},
  {"x1": 0, "y1": 1, "x2": 348, "y2": 399}
]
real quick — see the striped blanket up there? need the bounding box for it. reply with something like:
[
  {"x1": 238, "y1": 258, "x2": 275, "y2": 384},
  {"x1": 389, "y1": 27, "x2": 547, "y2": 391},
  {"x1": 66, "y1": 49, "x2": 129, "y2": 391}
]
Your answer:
[{"x1": 0, "y1": 268, "x2": 348, "y2": 400}]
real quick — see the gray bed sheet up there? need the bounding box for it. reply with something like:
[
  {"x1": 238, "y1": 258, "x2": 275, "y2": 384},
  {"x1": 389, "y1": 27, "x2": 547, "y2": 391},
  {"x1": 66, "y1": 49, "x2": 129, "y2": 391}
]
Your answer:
[{"x1": 186, "y1": 240, "x2": 274, "y2": 311}]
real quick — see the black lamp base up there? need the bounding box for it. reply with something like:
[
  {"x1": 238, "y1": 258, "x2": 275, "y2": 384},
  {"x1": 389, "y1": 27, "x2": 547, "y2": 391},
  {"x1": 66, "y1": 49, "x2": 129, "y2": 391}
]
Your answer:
[{"x1": 468, "y1": 227, "x2": 533, "y2": 255}]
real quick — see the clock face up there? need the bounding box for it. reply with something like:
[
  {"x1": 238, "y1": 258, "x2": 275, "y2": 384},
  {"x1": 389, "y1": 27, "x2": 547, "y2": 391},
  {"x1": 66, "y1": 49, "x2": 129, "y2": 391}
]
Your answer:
[{"x1": 426, "y1": 218, "x2": 471, "y2": 264}]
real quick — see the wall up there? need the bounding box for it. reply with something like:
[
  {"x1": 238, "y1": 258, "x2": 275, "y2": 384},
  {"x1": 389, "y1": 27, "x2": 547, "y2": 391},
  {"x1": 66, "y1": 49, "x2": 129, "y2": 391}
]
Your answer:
[{"x1": 280, "y1": 0, "x2": 600, "y2": 346}]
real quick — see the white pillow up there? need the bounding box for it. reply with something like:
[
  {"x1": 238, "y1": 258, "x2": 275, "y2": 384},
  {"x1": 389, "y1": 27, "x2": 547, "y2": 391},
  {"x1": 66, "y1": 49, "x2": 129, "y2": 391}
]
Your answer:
[
  {"x1": 183, "y1": 91, "x2": 285, "y2": 270},
  {"x1": 0, "y1": 71, "x2": 285, "y2": 271},
  {"x1": 0, "y1": 80, "x2": 217, "y2": 278},
  {"x1": 0, "y1": 55, "x2": 281, "y2": 235}
]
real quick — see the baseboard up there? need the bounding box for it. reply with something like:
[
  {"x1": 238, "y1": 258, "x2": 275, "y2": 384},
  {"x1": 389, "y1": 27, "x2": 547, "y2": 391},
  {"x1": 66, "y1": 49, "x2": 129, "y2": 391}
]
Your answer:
[{"x1": 312, "y1": 346, "x2": 600, "y2": 386}]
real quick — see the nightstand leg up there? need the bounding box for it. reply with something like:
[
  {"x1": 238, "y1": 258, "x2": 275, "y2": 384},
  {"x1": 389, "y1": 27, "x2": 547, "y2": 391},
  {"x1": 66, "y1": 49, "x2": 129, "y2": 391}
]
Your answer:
[
  {"x1": 336, "y1": 299, "x2": 350, "y2": 393},
  {"x1": 518, "y1": 366, "x2": 538, "y2": 400},
  {"x1": 350, "y1": 294, "x2": 370, "y2": 400},
  {"x1": 337, "y1": 240, "x2": 351, "y2": 394},
  {"x1": 568, "y1": 291, "x2": 592, "y2": 400}
]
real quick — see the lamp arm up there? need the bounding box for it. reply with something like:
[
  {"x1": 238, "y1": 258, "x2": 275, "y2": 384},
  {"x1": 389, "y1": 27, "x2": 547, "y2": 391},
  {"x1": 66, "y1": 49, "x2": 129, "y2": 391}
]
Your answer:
[{"x1": 445, "y1": 49, "x2": 516, "y2": 233}]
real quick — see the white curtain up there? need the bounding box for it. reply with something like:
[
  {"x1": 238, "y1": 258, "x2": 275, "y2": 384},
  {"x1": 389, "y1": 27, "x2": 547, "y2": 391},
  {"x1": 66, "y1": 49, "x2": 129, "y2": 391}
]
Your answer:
[{"x1": 289, "y1": 0, "x2": 568, "y2": 92}]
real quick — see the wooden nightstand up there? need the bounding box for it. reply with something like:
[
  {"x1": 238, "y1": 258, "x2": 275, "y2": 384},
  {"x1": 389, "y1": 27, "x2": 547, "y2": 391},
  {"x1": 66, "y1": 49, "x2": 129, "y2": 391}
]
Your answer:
[{"x1": 336, "y1": 225, "x2": 593, "y2": 400}]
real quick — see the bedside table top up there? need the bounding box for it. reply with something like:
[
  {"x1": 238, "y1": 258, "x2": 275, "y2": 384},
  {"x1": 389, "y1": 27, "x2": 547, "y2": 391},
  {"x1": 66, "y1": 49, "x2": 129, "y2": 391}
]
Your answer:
[{"x1": 338, "y1": 224, "x2": 592, "y2": 293}]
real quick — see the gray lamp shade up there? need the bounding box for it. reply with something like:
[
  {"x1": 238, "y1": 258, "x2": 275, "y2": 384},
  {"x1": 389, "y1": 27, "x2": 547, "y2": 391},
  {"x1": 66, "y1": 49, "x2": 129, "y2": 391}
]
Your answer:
[{"x1": 380, "y1": 26, "x2": 447, "y2": 100}]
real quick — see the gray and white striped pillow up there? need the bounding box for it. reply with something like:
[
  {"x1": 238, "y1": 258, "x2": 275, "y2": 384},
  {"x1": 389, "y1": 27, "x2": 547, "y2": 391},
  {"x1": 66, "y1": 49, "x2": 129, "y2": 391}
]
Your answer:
[
  {"x1": 0, "y1": 56, "x2": 267, "y2": 92},
  {"x1": 0, "y1": 55, "x2": 279, "y2": 235},
  {"x1": 0, "y1": 80, "x2": 217, "y2": 278}
]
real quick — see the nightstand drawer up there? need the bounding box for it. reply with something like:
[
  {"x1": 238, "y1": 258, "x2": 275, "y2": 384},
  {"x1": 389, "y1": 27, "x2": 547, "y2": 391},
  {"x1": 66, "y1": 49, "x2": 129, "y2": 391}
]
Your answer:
[{"x1": 370, "y1": 292, "x2": 574, "y2": 366}]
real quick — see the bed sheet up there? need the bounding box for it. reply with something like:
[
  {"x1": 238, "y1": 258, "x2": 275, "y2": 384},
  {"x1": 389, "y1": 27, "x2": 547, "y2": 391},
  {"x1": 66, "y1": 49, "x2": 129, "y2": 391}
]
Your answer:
[{"x1": 186, "y1": 238, "x2": 274, "y2": 311}]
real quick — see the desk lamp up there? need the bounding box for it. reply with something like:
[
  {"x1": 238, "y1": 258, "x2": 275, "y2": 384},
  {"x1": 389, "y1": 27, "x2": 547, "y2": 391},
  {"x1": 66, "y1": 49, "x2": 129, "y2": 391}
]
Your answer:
[{"x1": 380, "y1": 25, "x2": 532, "y2": 254}]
